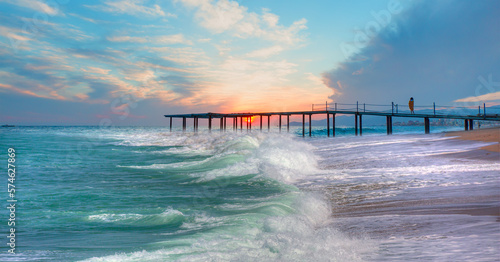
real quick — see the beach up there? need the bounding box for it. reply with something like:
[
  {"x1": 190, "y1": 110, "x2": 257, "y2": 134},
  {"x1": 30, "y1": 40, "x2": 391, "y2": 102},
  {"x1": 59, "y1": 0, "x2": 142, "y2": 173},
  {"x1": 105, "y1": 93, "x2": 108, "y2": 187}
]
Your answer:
[
  {"x1": 445, "y1": 127, "x2": 500, "y2": 153},
  {"x1": 304, "y1": 129, "x2": 500, "y2": 261}
]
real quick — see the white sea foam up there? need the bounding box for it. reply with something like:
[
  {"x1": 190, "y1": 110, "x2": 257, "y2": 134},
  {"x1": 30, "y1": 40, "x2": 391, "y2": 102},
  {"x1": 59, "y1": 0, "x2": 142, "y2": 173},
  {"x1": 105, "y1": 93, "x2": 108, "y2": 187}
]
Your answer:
[
  {"x1": 83, "y1": 192, "x2": 373, "y2": 262},
  {"x1": 87, "y1": 208, "x2": 185, "y2": 226}
]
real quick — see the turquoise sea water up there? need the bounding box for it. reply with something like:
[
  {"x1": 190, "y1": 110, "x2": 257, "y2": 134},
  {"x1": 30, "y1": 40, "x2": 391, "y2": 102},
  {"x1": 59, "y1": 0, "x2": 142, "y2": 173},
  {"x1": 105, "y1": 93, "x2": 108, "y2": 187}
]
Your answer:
[{"x1": 1, "y1": 126, "x2": 498, "y2": 261}]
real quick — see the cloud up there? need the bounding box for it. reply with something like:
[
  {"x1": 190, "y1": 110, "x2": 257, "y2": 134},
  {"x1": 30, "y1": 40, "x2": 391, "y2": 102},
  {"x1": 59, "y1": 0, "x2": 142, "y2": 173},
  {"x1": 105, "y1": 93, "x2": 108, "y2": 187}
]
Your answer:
[
  {"x1": 455, "y1": 92, "x2": 500, "y2": 103},
  {"x1": 322, "y1": 0, "x2": 500, "y2": 106},
  {"x1": 0, "y1": 25, "x2": 31, "y2": 42},
  {"x1": 0, "y1": 0, "x2": 322, "y2": 121},
  {"x1": 197, "y1": 38, "x2": 211, "y2": 43},
  {"x1": 0, "y1": 0, "x2": 59, "y2": 16},
  {"x1": 107, "y1": 34, "x2": 192, "y2": 45},
  {"x1": 82, "y1": 66, "x2": 111, "y2": 75},
  {"x1": 107, "y1": 36, "x2": 148, "y2": 43},
  {"x1": 246, "y1": 45, "x2": 283, "y2": 58},
  {"x1": 0, "y1": 81, "x2": 66, "y2": 100},
  {"x1": 178, "y1": 0, "x2": 307, "y2": 45},
  {"x1": 69, "y1": 13, "x2": 97, "y2": 24},
  {"x1": 86, "y1": 0, "x2": 174, "y2": 17}
]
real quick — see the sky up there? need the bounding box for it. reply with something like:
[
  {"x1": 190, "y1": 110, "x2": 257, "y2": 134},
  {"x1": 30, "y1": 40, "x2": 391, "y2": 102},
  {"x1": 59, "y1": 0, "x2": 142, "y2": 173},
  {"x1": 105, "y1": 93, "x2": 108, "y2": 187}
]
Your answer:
[{"x1": 0, "y1": 0, "x2": 499, "y2": 125}]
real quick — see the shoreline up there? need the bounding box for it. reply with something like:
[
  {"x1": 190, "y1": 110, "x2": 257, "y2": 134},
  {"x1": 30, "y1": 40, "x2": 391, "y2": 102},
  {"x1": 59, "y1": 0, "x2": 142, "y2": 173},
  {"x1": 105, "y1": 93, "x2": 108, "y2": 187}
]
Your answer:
[
  {"x1": 444, "y1": 126, "x2": 500, "y2": 153},
  {"x1": 328, "y1": 127, "x2": 500, "y2": 220}
]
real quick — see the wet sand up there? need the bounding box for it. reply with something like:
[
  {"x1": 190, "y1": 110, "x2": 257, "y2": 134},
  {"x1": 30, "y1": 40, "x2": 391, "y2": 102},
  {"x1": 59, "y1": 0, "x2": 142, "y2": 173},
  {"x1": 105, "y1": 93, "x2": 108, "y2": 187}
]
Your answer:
[
  {"x1": 317, "y1": 130, "x2": 500, "y2": 260},
  {"x1": 331, "y1": 128, "x2": 500, "y2": 220},
  {"x1": 445, "y1": 126, "x2": 500, "y2": 153}
]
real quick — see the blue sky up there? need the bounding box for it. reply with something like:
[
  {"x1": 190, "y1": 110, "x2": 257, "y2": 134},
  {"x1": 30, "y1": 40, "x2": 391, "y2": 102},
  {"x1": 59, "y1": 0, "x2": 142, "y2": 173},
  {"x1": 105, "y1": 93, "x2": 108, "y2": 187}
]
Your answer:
[{"x1": 0, "y1": 0, "x2": 499, "y2": 125}]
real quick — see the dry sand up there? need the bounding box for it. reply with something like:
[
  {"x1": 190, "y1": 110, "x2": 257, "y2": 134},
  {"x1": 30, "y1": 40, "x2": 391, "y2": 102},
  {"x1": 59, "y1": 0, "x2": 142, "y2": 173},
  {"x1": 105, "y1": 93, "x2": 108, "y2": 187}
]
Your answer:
[{"x1": 445, "y1": 126, "x2": 500, "y2": 152}]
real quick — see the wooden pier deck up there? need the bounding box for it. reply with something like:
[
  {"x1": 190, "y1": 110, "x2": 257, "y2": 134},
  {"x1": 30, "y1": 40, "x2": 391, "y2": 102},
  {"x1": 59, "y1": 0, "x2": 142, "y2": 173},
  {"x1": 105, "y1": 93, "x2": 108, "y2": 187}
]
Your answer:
[{"x1": 164, "y1": 102, "x2": 500, "y2": 137}]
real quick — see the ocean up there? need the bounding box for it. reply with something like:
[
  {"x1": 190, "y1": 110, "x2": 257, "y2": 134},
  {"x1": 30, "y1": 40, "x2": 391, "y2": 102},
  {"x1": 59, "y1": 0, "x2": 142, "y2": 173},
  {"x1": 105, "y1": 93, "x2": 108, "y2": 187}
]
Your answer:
[{"x1": 1, "y1": 126, "x2": 499, "y2": 261}]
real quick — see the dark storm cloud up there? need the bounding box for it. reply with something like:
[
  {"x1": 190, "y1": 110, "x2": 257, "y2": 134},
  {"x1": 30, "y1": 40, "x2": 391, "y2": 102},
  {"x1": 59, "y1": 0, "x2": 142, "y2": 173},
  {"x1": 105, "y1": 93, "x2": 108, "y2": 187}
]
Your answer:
[{"x1": 322, "y1": 0, "x2": 500, "y2": 106}]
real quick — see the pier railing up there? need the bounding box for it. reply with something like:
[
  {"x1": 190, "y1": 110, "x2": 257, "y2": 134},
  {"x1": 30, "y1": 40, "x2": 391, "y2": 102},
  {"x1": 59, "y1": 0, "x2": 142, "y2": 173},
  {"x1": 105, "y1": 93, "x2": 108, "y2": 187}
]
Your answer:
[{"x1": 313, "y1": 101, "x2": 500, "y2": 117}]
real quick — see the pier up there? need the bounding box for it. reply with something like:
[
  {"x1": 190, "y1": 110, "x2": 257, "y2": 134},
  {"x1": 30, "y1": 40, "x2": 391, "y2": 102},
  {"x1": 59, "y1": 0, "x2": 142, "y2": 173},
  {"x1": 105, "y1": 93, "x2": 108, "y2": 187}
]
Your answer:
[{"x1": 164, "y1": 102, "x2": 500, "y2": 136}]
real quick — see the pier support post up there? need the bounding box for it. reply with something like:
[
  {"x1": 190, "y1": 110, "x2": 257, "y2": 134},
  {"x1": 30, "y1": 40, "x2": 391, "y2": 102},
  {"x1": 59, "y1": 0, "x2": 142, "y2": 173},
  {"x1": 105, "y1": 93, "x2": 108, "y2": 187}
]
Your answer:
[
  {"x1": 249, "y1": 117, "x2": 252, "y2": 130},
  {"x1": 327, "y1": 113, "x2": 330, "y2": 137},
  {"x1": 359, "y1": 114, "x2": 363, "y2": 136},
  {"x1": 279, "y1": 115, "x2": 282, "y2": 133},
  {"x1": 260, "y1": 115, "x2": 263, "y2": 131},
  {"x1": 355, "y1": 113, "x2": 358, "y2": 136},
  {"x1": 182, "y1": 117, "x2": 186, "y2": 132},
  {"x1": 469, "y1": 119, "x2": 473, "y2": 130},
  {"x1": 424, "y1": 117, "x2": 430, "y2": 134},
  {"x1": 332, "y1": 114, "x2": 336, "y2": 137},
  {"x1": 287, "y1": 115, "x2": 290, "y2": 132},
  {"x1": 309, "y1": 114, "x2": 312, "y2": 137},
  {"x1": 390, "y1": 117, "x2": 393, "y2": 134},
  {"x1": 386, "y1": 116, "x2": 393, "y2": 135},
  {"x1": 193, "y1": 117, "x2": 196, "y2": 132},
  {"x1": 169, "y1": 117, "x2": 172, "y2": 132},
  {"x1": 240, "y1": 117, "x2": 243, "y2": 131},
  {"x1": 223, "y1": 117, "x2": 226, "y2": 131},
  {"x1": 209, "y1": 116, "x2": 212, "y2": 132},
  {"x1": 268, "y1": 115, "x2": 271, "y2": 131},
  {"x1": 220, "y1": 117, "x2": 223, "y2": 132},
  {"x1": 302, "y1": 114, "x2": 305, "y2": 137},
  {"x1": 386, "y1": 116, "x2": 389, "y2": 135},
  {"x1": 464, "y1": 119, "x2": 469, "y2": 130}
]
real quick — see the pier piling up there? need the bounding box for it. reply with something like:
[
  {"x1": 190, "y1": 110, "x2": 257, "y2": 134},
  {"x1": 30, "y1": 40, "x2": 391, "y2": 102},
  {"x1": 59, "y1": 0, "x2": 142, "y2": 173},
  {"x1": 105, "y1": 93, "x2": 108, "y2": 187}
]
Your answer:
[
  {"x1": 424, "y1": 117, "x2": 430, "y2": 134},
  {"x1": 279, "y1": 115, "x2": 282, "y2": 133},
  {"x1": 355, "y1": 113, "x2": 358, "y2": 136},
  {"x1": 309, "y1": 114, "x2": 312, "y2": 137},
  {"x1": 327, "y1": 113, "x2": 330, "y2": 137},
  {"x1": 359, "y1": 114, "x2": 363, "y2": 136},
  {"x1": 332, "y1": 114, "x2": 336, "y2": 137},
  {"x1": 386, "y1": 116, "x2": 393, "y2": 135},
  {"x1": 287, "y1": 115, "x2": 290, "y2": 132},
  {"x1": 302, "y1": 114, "x2": 305, "y2": 137},
  {"x1": 208, "y1": 116, "x2": 212, "y2": 132}
]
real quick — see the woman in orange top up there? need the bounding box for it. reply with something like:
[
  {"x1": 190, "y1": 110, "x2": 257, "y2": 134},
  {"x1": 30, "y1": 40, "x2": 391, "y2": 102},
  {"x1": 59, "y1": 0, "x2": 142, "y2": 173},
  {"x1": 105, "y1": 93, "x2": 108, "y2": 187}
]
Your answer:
[{"x1": 408, "y1": 97, "x2": 414, "y2": 114}]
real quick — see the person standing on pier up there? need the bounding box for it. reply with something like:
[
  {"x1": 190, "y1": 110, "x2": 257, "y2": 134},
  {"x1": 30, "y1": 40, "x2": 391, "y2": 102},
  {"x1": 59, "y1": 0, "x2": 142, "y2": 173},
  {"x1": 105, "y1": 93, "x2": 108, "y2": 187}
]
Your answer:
[{"x1": 409, "y1": 97, "x2": 415, "y2": 114}]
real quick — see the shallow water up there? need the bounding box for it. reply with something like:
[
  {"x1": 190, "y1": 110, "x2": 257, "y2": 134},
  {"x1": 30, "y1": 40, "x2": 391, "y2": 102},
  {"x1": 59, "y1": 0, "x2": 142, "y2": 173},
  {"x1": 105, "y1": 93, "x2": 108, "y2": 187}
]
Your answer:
[{"x1": 0, "y1": 126, "x2": 498, "y2": 261}]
